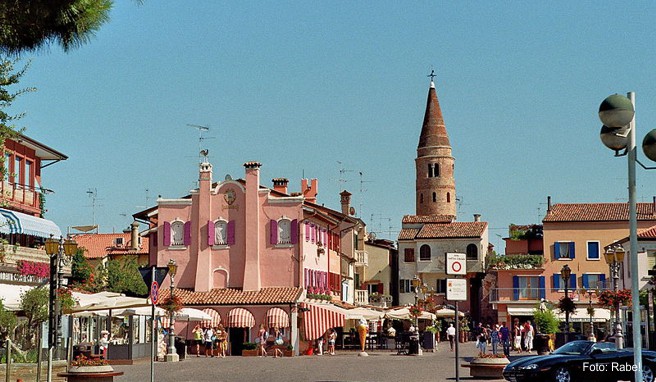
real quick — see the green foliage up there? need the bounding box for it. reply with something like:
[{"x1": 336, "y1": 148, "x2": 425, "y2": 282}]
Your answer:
[
  {"x1": 0, "y1": 1, "x2": 113, "y2": 55},
  {"x1": 104, "y1": 256, "x2": 148, "y2": 297},
  {"x1": 71, "y1": 250, "x2": 92, "y2": 285},
  {"x1": 20, "y1": 286, "x2": 48, "y2": 325},
  {"x1": 533, "y1": 306, "x2": 560, "y2": 334},
  {"x1": 243, "y1": 342, "x2": 257, "y2": 350},
  {"x1": 0, "y1": 58, "x2": 32, "y2": 176},
  {"x1": 0, "y1": 299, "x2": 17, "y2": 341},
  {"x1": 558, "y1": 296, "x2": 576, "y2": 315},
  {"x1": 487, "y1": 253, "x2": 544, "y2": 270}
]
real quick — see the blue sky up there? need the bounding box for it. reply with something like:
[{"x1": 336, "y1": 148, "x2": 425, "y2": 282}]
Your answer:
[{"x1": 12, "y1": 2, "x2": 656, "y2": 251}]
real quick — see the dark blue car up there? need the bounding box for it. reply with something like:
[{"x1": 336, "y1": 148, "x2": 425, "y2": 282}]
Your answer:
[{"x1": 502, "y1": 340, "x2": 656, "y2": 382}]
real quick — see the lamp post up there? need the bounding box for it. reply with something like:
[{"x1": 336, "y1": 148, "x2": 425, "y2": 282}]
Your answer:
[
  {"x1": 560, "y1": 264, "x2": 571, "y2": 343},
  {"x1": 44, "y1": 235, "x2": 77, "y2": 381},
  {"x1": 604, "y1": 244, "x2": 625, "y2": 349},
  {"x1": 412, "y1": 275, "x2": 421, "y2": 330},
  {"x1": 165, "y1": 259, "x2": 179, "y2": 362},
  {"x1": 598, "y1": 92, "x2": 656, "y2": 381},
  {"x1": 583, "y1": 288, "x2": 597, "y2": 341}
]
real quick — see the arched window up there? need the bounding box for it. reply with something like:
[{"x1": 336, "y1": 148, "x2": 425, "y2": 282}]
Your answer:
[
  {"x1": 427, "y1": 163, "x2": 433, "y2": 177},
  {"x1": 214, "y1": 220, "x2": 228, "y2": 245},
  {"x1": 432, "y1": 192, "x2": 437, "y2": 202},
  {"x1": 447, "y1": 192, "x2": 451, "y2": 203},
  {"x1": 278, "y1": 218, "x2": 291, "y2": 244},
  {"x1": 420, "y1": 193, "x2": 424, "y2": 204},
  {"x1": 171, "y1": 221, "x2": 184, "y2": 246},
  {"x1": 434, "y1": 163, "x2": 440, "y2": 177},
  {"x1": 466, "y1": 244, "x2": 478, "y2": 260},
  {"x1": 419, "y1": 244, "x2": 431, "y2": 261}
]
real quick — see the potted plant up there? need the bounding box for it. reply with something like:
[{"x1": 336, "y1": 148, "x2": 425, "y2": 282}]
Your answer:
[
  {"x1": 465, "y1": 353, "x2": 510, "y2": 378},
  {"x1": 533, "y1": 303, "x2": 559, "y2": 355},
  {"x1": 284, "y1": 344, "x2": 294, "y2": 357},
  {"x1": 68, "y1": 355, "x2": 113, "y2": 373},
  {"x1": 241, "y1": 342, "x2": 258, "y2": 357}
]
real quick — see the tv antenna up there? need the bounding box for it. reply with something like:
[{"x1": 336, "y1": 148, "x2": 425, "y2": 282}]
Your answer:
[
  {"x1": 337, "y1": 161, "x2": 353, "y2": 189},
  {"x1": 85, "y1": 188, "x2": 102, "y2": 228},
  {"x1": 187, "y1": 124, "x2": 214, "y2": 163},
  {"x1": 357, "y1": 171, "x2": 373, "y2": 218}
]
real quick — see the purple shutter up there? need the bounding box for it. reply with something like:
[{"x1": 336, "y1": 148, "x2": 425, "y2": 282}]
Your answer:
[
  {"x1": 291, "y1": 219, "x2": 298, "y2": 244},
  {"x1": 183, "y1": 221, "x2": 191, "y2": 245},
  {"x1": 163, "y1": 221, "x2": 171, "y2": 246},
  {"x1": 305, "y1": 223, "x2": 310, "y2": 241},
  {"x1": 270, "y1": 220, "x2": 278, "y2": 245},
  {"x1": 304, "y1": 268, "x2": 309, "y2": 288},
  {"x1": 207, "y1": 220, "x2": 215, "y2": 246},
  {"x1": 227, "y1": 221, "x2": 235, "y2": 245},
  {"x1": 311, "y1": 224, "x2": 315, "y2": 243}
]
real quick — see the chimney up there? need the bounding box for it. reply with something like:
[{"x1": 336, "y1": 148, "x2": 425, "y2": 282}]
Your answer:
[
  {"x1": 473, "y1": 214, "x2": 481, "y2": 222},
  {"x1": 547, "y1": 196, "x2": 552, "y2": 213},
  {"x1": 130, "y1": 221, "x2": 140, "y2": 250},
  {"x1": 243, "y1": 161, "x2": 262, "y2": 291},
  {"x1": 272, "y1": 178, "x2": 289, "y2": 194},
  {"x1": 302, "y1": 178, "x2": 318, "y2": 203},
  {"x1": 653, "y1": 196, "x2": 656, "y2": 214},
  {"x1": 340, "y1": 190, "x2": 352, "y2": 215}
]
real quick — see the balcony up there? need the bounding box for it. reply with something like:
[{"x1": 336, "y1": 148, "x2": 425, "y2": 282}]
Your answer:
[
  {"x1": 488, "y1": 288, "x2": 544, "y2": 303},
  {"x1": 354, "y1": 289, "x2": 369, "y2": 306},
  {"x1": 1, "y1": 181, "x2": 40, "y2": 213},
  {"x1": 355, "y1": 250, "x2": 368, "y2": 267}
]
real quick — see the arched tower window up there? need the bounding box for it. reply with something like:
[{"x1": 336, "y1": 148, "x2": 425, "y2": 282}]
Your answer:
[
  {"x1": 466, "y1": 244, "x2": 478, "y2": 260},
  {"x1": 420, "y1": 193, "x2": 424, "y2": 204},
  {"x1": 446, "y1": 192, "x2": 451, "y2": 203},
  {"x1": 427, "y1": 163, "x2": 433, "y2": 177},
  {"x1": 432, "y1": 192, "x2": 437, "y2": 202},
  {"x1": 434, "y1": 163, "x2": 440, "y2": 177},
  {"x1": 419, "y1": 244, "x2": 431, "y2": 261}
]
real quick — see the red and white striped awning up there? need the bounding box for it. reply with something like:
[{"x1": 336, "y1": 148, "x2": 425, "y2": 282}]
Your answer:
[
  {"x1": 266, "y1": 307, "x2": 290, "y2": 328},
  {"x1": 227, "y1": 307, "x2": 255, "y2": 328},
  {"x1": 301, "y1": 302, "x2": 345, "y2": 341},
  {"x1": 201, "y1": 308, "x2": 222, "y2": 327}
]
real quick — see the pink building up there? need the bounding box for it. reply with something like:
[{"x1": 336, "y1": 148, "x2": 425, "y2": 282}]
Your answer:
[{"x1": 135, "y1": 161, "x2": 365, "y2": 355}]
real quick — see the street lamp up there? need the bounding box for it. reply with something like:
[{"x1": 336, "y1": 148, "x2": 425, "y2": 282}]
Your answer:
[
  {"x1": 412, "y1": 275, "x2": 422, "y2": 330},
  {"x1": 604, "y1": 244, "x2": 625, "y2": 349},
  {"x1": 582, "y1": 288, "x2": 598, "y2": 341},
  {"x1": 598, "y1": 92, "x2": 656, "y2": 381},
  {"x1": 44, "y1": 235, "x2": 77, "y2": 382},
  {"x1": 560, "y1": 264, "x2": 572, "y2": 342},
  {"x1": 166, "y1": 259, "x2": 179, "y2": 362}
]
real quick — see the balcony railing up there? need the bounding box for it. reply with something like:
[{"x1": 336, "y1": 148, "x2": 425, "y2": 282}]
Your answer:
[
  {"x1": 354, "y1": 289, "x2": 369, "y2": 306},
  {"x1": 355, "y1": 250, "x2": 368, "y2": 267},
  {"x1": 489, "y1": 288, "x2": 544, "y2": 303},
  {"x1": 1, "y1": 181, "x2": 39, "y2": 210}
]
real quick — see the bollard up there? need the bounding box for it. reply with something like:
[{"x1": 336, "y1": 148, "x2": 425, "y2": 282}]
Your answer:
[{"x1": 5, "y1": 339, "x2": 11, "y2": 382}]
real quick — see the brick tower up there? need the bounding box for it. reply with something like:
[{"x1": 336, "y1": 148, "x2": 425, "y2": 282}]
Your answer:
[{"x1": 415, "y1": 76, "x2": 456, "y2": 218}]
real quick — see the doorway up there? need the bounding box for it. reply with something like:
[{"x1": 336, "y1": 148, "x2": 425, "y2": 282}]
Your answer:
[{"x1": 229, "y1": 327, "x2": 247, "y2": 356}]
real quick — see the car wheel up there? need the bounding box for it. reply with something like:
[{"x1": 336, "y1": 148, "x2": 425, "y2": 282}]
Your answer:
[
  {"x1": 644, "y1": 364, "x2": 655, "y2": 382},
  {"x1": 552, "y1": 366, "x2": 571, "y2": 382}
]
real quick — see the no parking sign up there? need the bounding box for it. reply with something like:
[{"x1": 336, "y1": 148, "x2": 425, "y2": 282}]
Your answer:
[{"x1": 446, "y1": 253, "x2": 466, "y2": 275}]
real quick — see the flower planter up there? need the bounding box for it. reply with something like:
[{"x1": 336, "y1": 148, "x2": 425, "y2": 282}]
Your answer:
[
  {"x1": 464, "y1": 357, "x2": 510, "y2": 379},
  {"x1": 58, "y1": 365, "x2": 124, "y2": 382},
  {"x1": 242, "y1": 349, "x2": 259, "y2": 357}
]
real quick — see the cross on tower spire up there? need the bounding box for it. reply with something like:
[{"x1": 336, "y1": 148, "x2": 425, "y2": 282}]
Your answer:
[{"x1": 427, "y1": 69, "x2": 436, "y2": 81}]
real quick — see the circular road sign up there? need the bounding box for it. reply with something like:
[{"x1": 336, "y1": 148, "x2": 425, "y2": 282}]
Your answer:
[
  {"x1": 150, "y1": 281, "x2": 159, "y2": 304},
  {"x1": 451, "y1": 261, "x2": 462, "y2": 273}
]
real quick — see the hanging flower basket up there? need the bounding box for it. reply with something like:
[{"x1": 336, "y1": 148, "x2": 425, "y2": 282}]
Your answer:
[
  {"x1": 598, "y1": 289, "x2": 631, "y2": 310},
  {"x1": 159, "y1": 295, "x2": 183, "y2": 314},
  {"x1": 409, "y1": 305, "x2": 423, "y2": 317}
]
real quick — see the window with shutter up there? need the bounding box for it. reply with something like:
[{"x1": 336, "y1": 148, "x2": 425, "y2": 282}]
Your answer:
[
  {"x1": 207, "y1": 220, "x2": 215, "y2": 246},
  {"x1": 163, "y1": 221, "x2": 171, "y2": 246},
  {"x1": 290, "y1": 219, "x2": 298, "y2": 244},
  {"x1": 270, "y1": 220, "x2": 278, "y2": 245},
  {"x1": 171, "y1": 221, "x2": 185, "y2": 246},
  {"x1": 587, "y1": 241, "x2": 600, "y2": 260},
  {"x1": 404, "y1": 248, "x2": 415, "y2": 262},
  {"x1": 183, "y1": 221, "x2": 191, "y2": 245},
  {"x1": 227, "y1": 221, "x2": 235, "y2": 245},
  {"x1": 552, "y1": 274, "x2": 560, "y2": 291}
]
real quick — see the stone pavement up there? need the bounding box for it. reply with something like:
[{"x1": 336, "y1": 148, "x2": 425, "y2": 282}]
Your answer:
[{"x1": 111, "y1": 342, "x2": 515, "y2": 382}]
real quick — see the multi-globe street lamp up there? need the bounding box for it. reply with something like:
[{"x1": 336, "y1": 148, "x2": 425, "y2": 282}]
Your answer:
[
  {"x1": 560, "y1": 264, "x2": 571, "y2": 343},
  {"x1": 44, "y1": 235, "x2": 77, "y2": 381},
  {"x1": 581, "y1": 288, "x2": 598, "y2": 341},
  {"x1": 598, "y1": 92, "x2": 656, "y2": 382},
  {"x1": 166, "y1": 259, "x2": 179, "y2": 362},
  {"x1": 604, "y1": 244, "x2": 625, "y2": 349}
]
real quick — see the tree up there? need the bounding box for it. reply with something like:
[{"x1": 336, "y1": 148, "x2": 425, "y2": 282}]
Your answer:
[
  {"x1": 0, "y1": 58, "x2": 33, "y2": 166},
  {"x1": 0, "y1": 299, "x2": 17, "y2": 343},
  {"x1": 0, "y1": 1, "x2": 113, "y2": 56},
  {"x1": 19, "y1": 286, "x2": 48, "y2": 349},
  {"x1": 104, "y1": 256, "x2": 148, "y2": 297},
  {"x1": 70, "y1": 249, "x2": 92, "y2": 285}
]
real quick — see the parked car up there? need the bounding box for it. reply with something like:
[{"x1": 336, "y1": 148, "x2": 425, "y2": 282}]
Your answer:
[{"x1": 503, "y1": 340, "x2": 656, "y2": 382}]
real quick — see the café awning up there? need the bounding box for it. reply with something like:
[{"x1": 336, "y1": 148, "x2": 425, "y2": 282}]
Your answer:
[
  {"x1": 301, "y1": 302, "x2": 345, "y2": 341},
  {"x1": 227, "y1": 307, "x2": 255, "y2": 328},
  {"x1": 201, "y1": 308, "x2": 222, "y2": 327},
  {"x1": 266, "y1": 307, "x2": 290, "y2": 328},
  {"x1": 0, "y1": 208, "x2": 61, "y2": 238}
]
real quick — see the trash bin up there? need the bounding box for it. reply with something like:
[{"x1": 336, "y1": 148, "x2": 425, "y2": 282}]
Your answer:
[
  {"x1": 422, "y1": 331, "x2": 434, "y2": 351},
  {"x1": 175, "y1": 337, "x2": 186, "y2": 359},
  {"x1": 408, "y1": 335, "x2": 419, "y2": 355}
]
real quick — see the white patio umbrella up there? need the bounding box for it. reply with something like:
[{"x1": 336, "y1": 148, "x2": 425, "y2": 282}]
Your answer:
[
  {"x1": 384, "y1": 307, "x2": 436, "y2": 321},
  {"x1": 434, "y1": 307, "x2": 465, "y2": 318}
]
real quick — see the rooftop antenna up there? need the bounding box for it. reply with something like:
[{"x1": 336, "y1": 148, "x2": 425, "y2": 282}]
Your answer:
[
  {"x1": 337, "y1": 161, "x2": 353, "y2": 190},
  {"x1": 187, "y1": 124, "x2": 213, "y2": 163},
  {"x1": 85, "y1": 188, "x2": 101, "y2": 231},
  {"x1": 358, "y1": 171, "x2": 373, "y2": 218}
]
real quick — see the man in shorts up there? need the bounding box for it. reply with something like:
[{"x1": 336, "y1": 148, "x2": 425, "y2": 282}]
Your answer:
[{"x1": 204, "y1": 326, "x2": 214, "y2": 357}]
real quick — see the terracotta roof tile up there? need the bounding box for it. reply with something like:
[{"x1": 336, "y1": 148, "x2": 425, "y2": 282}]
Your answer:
[
  {"x1": 402, "y1": 215, "x2": 455, "y2": 224},
  {"x1": 73, "y1": 233, "x2": 149, "y2": 259},
  {"x1": 639, "y1": 225, "x2": 656, "y2": 239},
  {"x1": 398, "y1": 228, "x2": 420, "y2": 240},
  {"x1": 543, "y1": 203, "x2": 656, "y2": 223},
  {"x1": 416, "y1": 222, "x2": 487, "y2": 239},
  {"x1": 160, "y1": 287, "x2": 303, "y2": 306}
]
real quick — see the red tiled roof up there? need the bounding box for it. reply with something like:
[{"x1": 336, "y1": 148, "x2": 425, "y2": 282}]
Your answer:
[
  {"x1": 399, "y1": 222, "x2": 487, "y2": 240},
  {"x1": 402, "y1": 215, "x2": 455, "y2": 224},
  {"x1": 639, "y1": 225, "x2": 656, "y2": 239},
  {"x1": 160, "y1": 287, "x2": 303, "y2": 306},
  {"x1": 543, "y1": 203, "x2": 656, "y2": 223},
  {"x1": 73, "y1": 233, "x2": 149, "y2": 259}
]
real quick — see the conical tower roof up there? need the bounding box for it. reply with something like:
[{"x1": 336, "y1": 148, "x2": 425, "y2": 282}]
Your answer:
[{"x1": 417, "y1": 81, "x2": 450, "y2": 150}]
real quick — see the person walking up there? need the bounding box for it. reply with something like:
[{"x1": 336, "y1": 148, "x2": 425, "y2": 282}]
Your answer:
[
  {"x1": 476, "y1": 326, "x2": 487, "y2": 356},
  {"x1": 192, "y1": 324, "x2": 203, "y2": 357},
  {"x1": 499, "y1": 322, "x2": 511, "y2": 357},
  {"x1": 328, "y1": 328, "x2": 337, "y2": 355},
  {"x1": 215, "y1": 324, "x2": 227, "y2": 358},
  {"x1": 490, "y1": 325, "x2": 500, "y2": 355},
  {"x1": 513, "y1": 323, "x2": 522, "y2": 353},
  {"x1": 523, "y1": 321, "x2": 534, "y2": 353},
  {"x1": 257, "y1": 324, "x2": 268, "y2": 357},
  {"x1": 203, "y1": 326, "x2": 214, "y2": 357},
  {"x1": 446, "y1": 323, "x2": 456, "y2": 352}
]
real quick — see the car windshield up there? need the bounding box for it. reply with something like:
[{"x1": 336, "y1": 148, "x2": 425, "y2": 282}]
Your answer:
[{"x1": 552, "y1": 341, "x2": 592, "y2": 355}]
